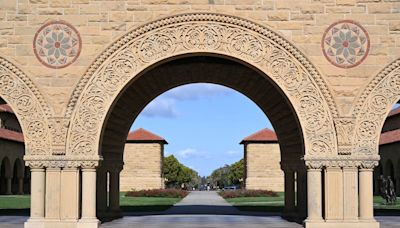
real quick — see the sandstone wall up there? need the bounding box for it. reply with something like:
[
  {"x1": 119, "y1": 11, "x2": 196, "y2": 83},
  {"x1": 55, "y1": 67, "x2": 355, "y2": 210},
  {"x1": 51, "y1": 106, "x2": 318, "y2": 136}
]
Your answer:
[
  {"x1": 120, "y1": 142, "x2": 163, "y2": 191},
  {"x1": 0, "y1": 1, "x2": 399, "y2": 116},
  {"x1": 245, "y1": 143, "x2": 284, "y2": 192}
]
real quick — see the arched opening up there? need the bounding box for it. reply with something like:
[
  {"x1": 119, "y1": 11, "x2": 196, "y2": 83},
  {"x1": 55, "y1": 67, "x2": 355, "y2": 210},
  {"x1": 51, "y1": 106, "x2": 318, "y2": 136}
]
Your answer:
[
  {"x1": 0, "y1": 157, "x2": 11, "y2": 195},
  {"x1": 96, "y1": 56, "x2": 307, "y2": 223}
]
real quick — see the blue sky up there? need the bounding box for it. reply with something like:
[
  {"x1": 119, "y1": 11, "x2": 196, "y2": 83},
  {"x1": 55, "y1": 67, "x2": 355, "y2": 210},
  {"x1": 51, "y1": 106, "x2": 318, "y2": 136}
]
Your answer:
[{"x1": 131, "y1": 83, "x2": 273, "y2": 177}]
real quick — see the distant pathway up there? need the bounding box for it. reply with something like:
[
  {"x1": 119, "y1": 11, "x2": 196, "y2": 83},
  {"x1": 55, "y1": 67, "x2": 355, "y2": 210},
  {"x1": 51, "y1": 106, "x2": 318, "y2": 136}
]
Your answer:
[{"x1": 1, "y1": 192, "x2": 400, "y2": 228}]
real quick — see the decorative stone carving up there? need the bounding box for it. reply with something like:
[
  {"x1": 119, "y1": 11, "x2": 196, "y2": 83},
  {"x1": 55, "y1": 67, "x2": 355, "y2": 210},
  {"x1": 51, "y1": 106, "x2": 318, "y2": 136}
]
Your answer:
[
  {"x1": 65, "y1": 13, "x2": 338, "y2": 158},
  {"x1": 48, "y1": 117, "x2": 70, "y2": 155},
  {"x1": 0, "y1": 56, "x2": 52, "y2": 156},
  {"x1": 334, "y1": 118, "x2": 356, "y2": 155},
  {"x1": 353, "y1": 59, "x2": 400, "y2": 155},
  {"x1": 305, "y1": 156, "x2": 379, "y2": 169},
  {"x1": 322, "y1": 20, "x2": 370, "y2": 68},
  {"x1": 33, "y1": 21, "x2": 82, "y2": 69}
]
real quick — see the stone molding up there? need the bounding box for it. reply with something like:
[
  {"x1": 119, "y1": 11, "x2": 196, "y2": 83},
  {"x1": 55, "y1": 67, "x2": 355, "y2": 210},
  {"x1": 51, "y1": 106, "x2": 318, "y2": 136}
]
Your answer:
[
  {"x1": 0, "y1": 56, "x2": 52, "y2": 156},
  {"x1": 66, "y1": 12, "x2": 338, "y2": 158},
  {"x1": 305, "y1": 155, "x2": 380, "y2": 169},
  {"x1": 353, "y1": 58, "x2": 400, "y2": 156},
  {"x1": 24, "y1": 155, "x2": 102, "y2": 169}
]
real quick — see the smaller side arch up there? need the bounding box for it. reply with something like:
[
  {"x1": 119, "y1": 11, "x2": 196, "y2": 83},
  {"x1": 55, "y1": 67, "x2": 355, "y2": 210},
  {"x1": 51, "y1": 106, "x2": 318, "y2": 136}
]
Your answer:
[
  {"x1": 0, "y1": 56, "x2": 52, "y2": 156},
  {"x1": 353, "y1": 58, "x2": 400, "y2": 156}
]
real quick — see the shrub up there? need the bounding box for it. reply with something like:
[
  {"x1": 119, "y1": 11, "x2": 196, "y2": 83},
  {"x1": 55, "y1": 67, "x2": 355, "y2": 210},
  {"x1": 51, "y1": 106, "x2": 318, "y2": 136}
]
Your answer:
[
  {"x1": 125, "y1": 189, "x2": 189, "y2": 198},
  {"x1": 219, "y1": 189, "x2": 278, "y2": 198}
]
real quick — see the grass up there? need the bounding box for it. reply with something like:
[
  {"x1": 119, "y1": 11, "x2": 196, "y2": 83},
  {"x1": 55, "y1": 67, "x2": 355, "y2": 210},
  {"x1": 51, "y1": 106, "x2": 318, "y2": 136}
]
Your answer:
[
  {"x1": 120, "y1": 192, "x2": 182, "y2": 212},
  {"x1": 224, "y1": 192, "x2": 284, "y2": 213}
]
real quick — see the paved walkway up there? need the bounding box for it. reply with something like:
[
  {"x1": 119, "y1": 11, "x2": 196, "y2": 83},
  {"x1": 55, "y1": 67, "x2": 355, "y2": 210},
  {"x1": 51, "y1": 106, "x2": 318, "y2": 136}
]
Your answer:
[{"x1": 1, "y1": 192, "x2": 400, "y2": 228}]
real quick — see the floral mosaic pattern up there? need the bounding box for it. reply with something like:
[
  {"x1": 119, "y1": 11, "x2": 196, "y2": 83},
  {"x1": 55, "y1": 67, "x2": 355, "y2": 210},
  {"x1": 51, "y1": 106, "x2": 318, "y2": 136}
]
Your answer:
[
  {"x1": 322, "y1": 20, "x2": 370, "y2": 68},
  {"x1": 33, "y1": 21, "x2": 81, "y2": 69}
]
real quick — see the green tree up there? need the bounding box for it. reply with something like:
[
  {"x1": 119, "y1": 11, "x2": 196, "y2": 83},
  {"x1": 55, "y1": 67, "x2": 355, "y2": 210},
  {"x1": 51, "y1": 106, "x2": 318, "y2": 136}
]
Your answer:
[{"x1": 163, "y1": 155, "x2": 201, "y2": 189}]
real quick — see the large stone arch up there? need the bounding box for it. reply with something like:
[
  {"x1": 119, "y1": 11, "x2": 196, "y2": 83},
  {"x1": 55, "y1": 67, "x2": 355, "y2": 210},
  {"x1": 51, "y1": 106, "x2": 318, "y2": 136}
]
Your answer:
[
  {"x1": 0, "y1": 56, "x2": 51, "y2": 157},
  {"x1": 66, "y1": 13, "x2": 338, "y2": 159},
  {"x1": 353, "y1": 58, "x2": 400, "y2": 157}
]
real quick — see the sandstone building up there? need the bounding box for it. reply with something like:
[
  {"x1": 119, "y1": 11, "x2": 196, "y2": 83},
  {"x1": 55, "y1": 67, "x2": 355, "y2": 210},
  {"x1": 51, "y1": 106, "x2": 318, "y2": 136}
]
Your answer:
[
  {"x1": 0, "y1": 104, "x2": 29, "y2": 195},
  {"x1": 1, "y1": 1, "x2": 399, "y2": 228},
  {"x1": 375, "y1": 107, "x2": 400, "y2": 196},
  {"x1": 120, "y1": 128, "x2": 166, "y2": 191},
  {"x1": 241, "y1": 128, "x2": 284, "y2": 192}
]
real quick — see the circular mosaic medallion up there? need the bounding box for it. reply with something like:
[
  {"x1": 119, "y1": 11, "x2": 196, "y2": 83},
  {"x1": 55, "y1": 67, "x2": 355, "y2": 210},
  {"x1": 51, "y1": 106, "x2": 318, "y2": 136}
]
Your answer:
[
  {"x1": 322, "y1": 20, "x2": 370, "y2": 68},
  {"x1": 33, "y1": 21, "x2": 82, "y2": 69}
]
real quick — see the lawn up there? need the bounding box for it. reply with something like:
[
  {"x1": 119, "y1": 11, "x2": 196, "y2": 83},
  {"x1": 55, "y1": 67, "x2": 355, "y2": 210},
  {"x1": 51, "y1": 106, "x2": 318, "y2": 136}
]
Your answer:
[
  {"x1": 224, "y1": 192, "x2": 284, "y2": 212},
  {"x1": 120, "y1": 192, "x2": 182, "y2": 212}
]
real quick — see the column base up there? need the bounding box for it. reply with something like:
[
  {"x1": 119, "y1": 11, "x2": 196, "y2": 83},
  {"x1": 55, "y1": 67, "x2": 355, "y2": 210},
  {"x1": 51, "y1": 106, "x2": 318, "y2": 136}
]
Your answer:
[
  {"x1": 24, "y1": 219, "x2": 44, "y2": 228},
  {"x1": 25, "y1": 219, "x2": 84, "y2": 228},
  {"x1": 78, "y1": 218, "x2": 100, "y2": 228},
  {"x1": 304, "y1": 220, "x2": 379, "y2": 228}
]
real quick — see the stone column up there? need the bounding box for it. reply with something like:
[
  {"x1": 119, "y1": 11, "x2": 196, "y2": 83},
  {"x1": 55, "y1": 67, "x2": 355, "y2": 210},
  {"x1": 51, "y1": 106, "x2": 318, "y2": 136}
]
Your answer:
[
  {"x1": 108, "y1": 166, "x2": 122, "y2": 218},
  {"x1": 18, "y1": 178, "x2": 24, "y2": 195},
  {"x1": 96, "y1": 168, "x2": 108, "y2": 218},
  {"x1": 324, "y1": 167, "x2": 343, "y2": 220},
  {"x1": 28, "y1": 167, "x2": 45, "y2": 219},
  {"x1": 60, "y1": 167, "x2": 80, "y2": 221},
  {"x1": 296, "y1": 167, "x2": 307, "y2": 220},
  {"x1": 6, "y1": 177, "x2": 12, "y2": 195},
  {"x1": 359, "y1": 167, "x2": 375, "y2": 221},
  {"x1": 305, "y1": 164, "x2": 323, "y2": 222},
  {"x1": 45, "y1": 167, "x2": 61, "y2": 220},
  {"x1": 79, "y1": 167, "x2": 100, "y2": 228},
  {"x1": 283, "y1": 168, "x2": 296, "y2": 218},
  {"x1": 343, "y1": 167, "x2": 358, "y2": 221}
]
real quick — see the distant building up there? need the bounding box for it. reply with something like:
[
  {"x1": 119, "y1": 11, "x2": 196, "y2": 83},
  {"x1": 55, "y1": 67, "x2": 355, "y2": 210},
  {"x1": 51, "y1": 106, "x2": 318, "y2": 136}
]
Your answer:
[
  {"x1": 375, "y1": 107, "x2": 400, "y2": 196},
  {"x1": 241, "y1": 128, "x2": 284, "y2": 192},
  {"x1": 0, "y1": 104, "x2": 29, "y2": 195},
  {"x1": 120, "y1": 128, "x2": 167, "y2": 191}
]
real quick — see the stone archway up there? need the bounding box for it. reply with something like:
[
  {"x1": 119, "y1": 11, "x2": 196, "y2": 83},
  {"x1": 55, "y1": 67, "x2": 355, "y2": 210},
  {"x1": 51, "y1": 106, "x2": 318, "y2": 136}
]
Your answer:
[
  {"x1": 66, "y1": 13, "x2": 338, "y2": 160},
  {"x1": 0, "y1": 56, "x2": 52, "y2": 157},
  {"x1": 18, "y1": 12, "x2": 383, "y2": 228},
  {"x1": 354, "y1": 59, "x2": 400, "y2": 157}
]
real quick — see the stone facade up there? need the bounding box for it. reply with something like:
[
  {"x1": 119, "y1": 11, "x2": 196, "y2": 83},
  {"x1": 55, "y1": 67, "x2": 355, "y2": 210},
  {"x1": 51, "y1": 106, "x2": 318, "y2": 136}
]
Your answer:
[
  {"x1": 120, "y1": 128, "x2": 166, "y2": 191},
  {"x1": 242, "y1": 128, "x2": 284, "y2": 192},
  {"x1": 0, "y1": 1, "x2": 399, "y2": 228}
]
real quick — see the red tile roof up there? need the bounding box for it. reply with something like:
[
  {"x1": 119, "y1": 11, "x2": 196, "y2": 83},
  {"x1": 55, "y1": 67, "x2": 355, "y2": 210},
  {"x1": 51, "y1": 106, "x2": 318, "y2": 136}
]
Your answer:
[
  {"x1": 388, "y1": 107, "x2": 400, "y2": 117},
  {"x1": 0, "y1": 128, "x2": 24, "y2": 143},
  {"x1": 126, "y1": 128, "x2": 167, "y2": 144},
  {"x1": 240, "y1": 128, "x2": 278, "y2": 144},
  {"x1": 0, "y1": 104, "x2": 13, "y2": 114},
  {"x1": 380, "y1": 129, "x2": 400, "y2": 145}
]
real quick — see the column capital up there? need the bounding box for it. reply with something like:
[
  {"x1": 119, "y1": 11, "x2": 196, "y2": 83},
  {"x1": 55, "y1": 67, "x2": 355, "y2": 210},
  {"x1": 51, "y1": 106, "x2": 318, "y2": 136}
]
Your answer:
[
  {"x1": 359, "y1": 160, "x2": 379, "y2": 170},
  {"x1": 305, "y1": 160, "x2": 323, "y2": 170}
]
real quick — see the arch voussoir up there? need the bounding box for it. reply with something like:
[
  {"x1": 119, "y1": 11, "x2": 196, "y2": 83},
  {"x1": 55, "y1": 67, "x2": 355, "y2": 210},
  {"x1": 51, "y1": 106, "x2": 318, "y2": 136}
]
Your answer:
[{"x1": 66, "y1": 13, "x2": 338, "y2": 159}]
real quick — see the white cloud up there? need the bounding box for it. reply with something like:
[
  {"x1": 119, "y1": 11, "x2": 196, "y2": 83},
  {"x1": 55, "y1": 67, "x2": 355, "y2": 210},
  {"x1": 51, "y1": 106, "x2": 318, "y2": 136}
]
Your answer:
[
  {"x1": 140, "y1": 83, "x2": 233, "y2": 118},
  {"x1": 141, "y1": 97, "x2": 179, "y2": 118}
]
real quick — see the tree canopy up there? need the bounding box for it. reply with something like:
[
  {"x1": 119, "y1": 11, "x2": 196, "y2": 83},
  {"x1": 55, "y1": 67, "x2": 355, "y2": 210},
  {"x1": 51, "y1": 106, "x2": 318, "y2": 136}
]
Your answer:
[{"x1": 163, "y1": 155, "x2": 201, "y2": 189}]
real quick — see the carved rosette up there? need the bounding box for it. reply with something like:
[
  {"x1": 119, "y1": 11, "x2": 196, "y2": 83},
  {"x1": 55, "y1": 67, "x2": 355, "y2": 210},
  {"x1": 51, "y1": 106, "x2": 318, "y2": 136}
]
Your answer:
[
  {"x1": 0, "y1": 57, "x2": 51, "y2": 156},
  {"x1": 66, "y1": 13, "x2": 338, "y2": 158},
  {"x1": 353, "y1": 60, "x2": 400, "y2": 155}
]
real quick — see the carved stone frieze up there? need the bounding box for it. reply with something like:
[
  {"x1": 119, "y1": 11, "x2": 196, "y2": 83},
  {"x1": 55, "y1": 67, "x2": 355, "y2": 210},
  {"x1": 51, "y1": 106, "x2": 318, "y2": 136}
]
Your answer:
[
  {"x1": 24, "y1": 155, "x2": 102, "y2": 168},
  {"x1": 0, "y1": 56, "x2": 52, "y2": 156},
  {"x1": 304, "y1": 154, "x2": 380, "y2": 169},
  {"x1": 48, "y1": 117, "x2": 70, "y2": 155},
  {"x1": 334, "y1": 117, "x2": 356, "y2": 155},
  {"x1": 65, "y1": 13, "x2": 338, "y2": 158},
  {"x1": 353, "y1": 59, "x2": 400, "y2": 156}
]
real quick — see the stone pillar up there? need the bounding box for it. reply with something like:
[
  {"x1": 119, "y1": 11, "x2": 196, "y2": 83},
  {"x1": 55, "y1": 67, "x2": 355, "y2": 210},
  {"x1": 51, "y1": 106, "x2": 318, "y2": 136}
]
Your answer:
[
  {"x1": 359, "y1": 167, "x2": 375, "y2": 221},
  {"x1": 6, "y1": 177, "x2": 12, "y2": 195},
  {"x1": 343, "y1": 167, "x2": 358, "y2": 221},
  {"x1": 324, "y1": 167, "x2": 343, "y2": 221},
  {"x1": 296, "y1": 167, "x2": 307, "y2": 220},
  {"x1": 18, "y1": 178, "x2": 24, "y2": 195},
  {"x1": 108, "y1": 167, "x2": 122, "y2": 217},
  {"x1": 60, "y1": 167, "x2": 80, "y2": 221},
  {"x1": 25, "y1": 167, "x2": 45, "y2": 225},
  {"x1": 79, "y1": 167, "x2": 100, "y2": 228},
  {"x1": 305, "y1": 165, "x2": 322, "y2": 222},
  {"x1": 45, "y1": 167, "x2": 61, "y2": 220},
  {"x1": 96, "y1": 168, "x2": 108, "y2": 218},
  {"x1": 283, "y1": 168, "x2": 296, "y2": 218}
]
